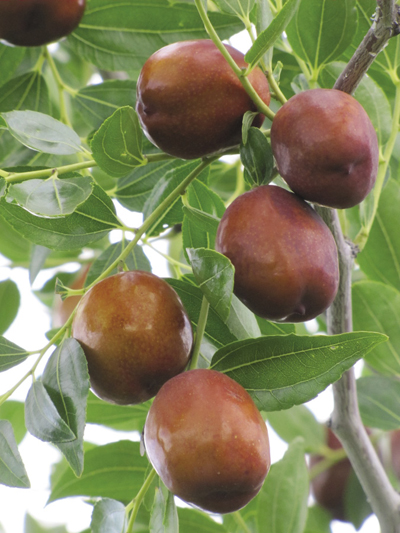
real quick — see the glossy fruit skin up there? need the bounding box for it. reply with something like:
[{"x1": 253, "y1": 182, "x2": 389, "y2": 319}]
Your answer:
[
  {"x1": 0, "y1": 0, "x2": 86, "y2": 47},
  {"x1": 215, "y1": 185, "x2": 339, "y2": 322},
  {"x1": 71, "y1": 271, "x2": 193, "y2": 405},
  {"x1": 144, "y1": 369, "x2": 271, "y2": 514},
  {"x1": 136, "y1": 40, "x2": 271, "y2": 159},
  {"x1": 270, "y1": 89, "x2": 379, "y2": 209}
]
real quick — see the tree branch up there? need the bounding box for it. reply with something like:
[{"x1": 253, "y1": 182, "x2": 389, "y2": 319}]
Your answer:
[{"x1": 316, "y1": 2, "x2": 400, "y2": 530}]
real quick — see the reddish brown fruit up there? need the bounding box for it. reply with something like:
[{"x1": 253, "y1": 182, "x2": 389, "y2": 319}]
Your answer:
[
  {"x1": 144, "y1": 369, "x2": 271, "y2": 514},
  {"x1": 0, "y1": 0, "x2": 86, "y2": 47},
  {"x1": 215, "y1": 185, "x2": 339, "y2": 322},
  {"x1": 71, "y1": 271, "x2": 193, "y2": 405},
  {"x1": 310, "y1": 428, "x2": 351, "y2": 521},
  {"x1": 270, "y1": 89, "x2": 379, "y2": 209},
  {"x1": 390, "y1": 429, "x2": 400, "y2": 480},
  {"x1": 136, "y1": 40, "x2": 270, "y2": 159}
]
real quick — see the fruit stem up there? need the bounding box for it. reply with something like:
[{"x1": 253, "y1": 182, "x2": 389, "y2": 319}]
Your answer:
[
  {"x1": 266, "y1": 70, "x2": 287, "y2": 104},
  {"x1": 126, "y1": 468, "x2": 157, "y2": 533},
  {"x1": 194, "y1": 0, "x2": 276, "y2": 121},
  {"x1": 233, "y1": 510, "x2": 252, "y2": 533},
  {"x1": 4, "y1": 160, "x2": 97, "y2": 184},
  {"x1": 189, "y1": 295, "x2": 210, "y2": 370},
  {"x1": 44, "y1": 47, "x2": 74, "y2": 129}
]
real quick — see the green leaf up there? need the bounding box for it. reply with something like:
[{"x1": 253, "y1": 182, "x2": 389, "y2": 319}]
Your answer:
[
  {"x1": 0, "y1": 72, "x2": 51, "y2": 115},
  {"x1": 116, "y1": 159, "x2": 180, "y2": 212},
  {"x1": 182, "y1": 206, "x2": 220, "y2": 252},
  {"x1": 0, "y1": 337, "x2": 29, "y2": 373},
  {"x1": 150, "y1": 486, "x2": 179, "y2": 533},
  {"x1": 357, "y1": 375, "x2": 400, "y2": 430},
  {"x1": 358, "y1": 179, "x2": 400, "y2": 291},
  {"x1": 257, "y1": 438, "x2": 308, "y2": 533},
  {"x1": 303, "y1": 506, "x2": 332, "y2": 533},
  {"x1": 68, "y1": 0, "x2": 242, "y2": 71},
  {"x1": 0, "y1": 217, "x2": 31, "y2": 263},
  {"x1": 49, "y1": 441, "x2": 149, "y2": 503},
  {"x1": 167, "y1": 278, "x2": 237, "y2": 350},
  {"x1": 143, "y1": 161, "x2": 210, "y2": 236},
  {"x1": 0, "y1": 184, "x2": 121, "y2": 251},
  {"x1": 227, "y1": 294, "x2": 261, "y2": 340},
  {"x1": 0, "y1": 401, "x2": 26, "y2": 444},
  {"x1": 0, "y1": 420, "x2": 30, "y2": 488},
  {"x1": 86, "y1": 391, "x2": 150, "y2": 432},
  {"x1": 187, "y1": 248, "x2": 234, "y2": 322},
  {"x1": 1, "y1": 111, "x2": 82, "y2": 155},
  {"x1": 85, "y1": 241, "x2": 151, "y2": 286},
  {"x1": 91, "y1": 106, "x2": 146, "y2": 178},
  {"x1": 90, "y1": 498, "x2": 127, "y2": 533},
  {"x1": 8, "y1": 176, "x2": 93, "y2": 217},
  {"x1": 352, "y1": 281, "x2": 400, "y2": 375},
  {"x1": 245, "y1": 0, "x2": 301, "y2": 68},
  {"x1": 286, "y1": 0, "x2": 357, "y2": 71},
  {"x1": 24, "y1": 514, "x2": 69, "y2": 533},
  {"x1": 74, "y1": 79, "x2": 137, "y2": 130},
  {"x1": 25, "y1": 381, "x2": 77, "y2": 443},
  {"x1": 41, "y1": 339, "x2": 90, "y2": 476},
  {"x1": 213, "y1": 0, "x2": 255, "y2": 18},
  {"x1": 0, "y1": 279, "x2": 20, "y2": 335},
  {"x1": 267, "y1": 405, "x2": 325, "y2": 453},
  {"x1": 0, "y1": 45, "x2": 25, "y2": 87},
  {"x1": 210, "y1": 332, "x2": 387, "y2": 411},
  {"x1": 256, "y1": 316, "x2": 295, "y2": 336},
  {"x1": 240, "y1": 127, "x2": 274, "y2": 186},
  {"x1": 179, "y1": 508, "x2": 227, "y2": 533}
]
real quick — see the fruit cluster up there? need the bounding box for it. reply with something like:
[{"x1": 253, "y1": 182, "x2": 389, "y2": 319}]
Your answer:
[
  {"x1": 65, "y1": 38, "x2": 378, "y2": 517},
  {"x1": 137, "y1": 39, "x2": 379, "y2": 323}
]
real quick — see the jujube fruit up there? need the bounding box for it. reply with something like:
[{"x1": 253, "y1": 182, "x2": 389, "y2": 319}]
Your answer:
[
  {"x1": 270, "y1": 88, "x2": 379, "y2": 209},
  {"x1": 136, "y1": 39, "x2": 271, "y2": 159},
  {"x1": 71, "y1": 270, "x2": 193, "y2": 405},
  {"x1": 310, "y1": 427, "x2": 372, "y2": 522},
  {"x1": 0, "y1": 0, "x2": 86, "y2": 47},
  {"x1": 215, "y1": 185, "x2": 339, "y2": 322},
  {"x1": 144, "y1": 369, "x2": 271, "y2": 514}
]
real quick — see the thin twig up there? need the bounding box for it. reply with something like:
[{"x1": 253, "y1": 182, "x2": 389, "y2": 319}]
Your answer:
[{"x1": 315, "y1": 2, "x2": 400, "y2": 529}]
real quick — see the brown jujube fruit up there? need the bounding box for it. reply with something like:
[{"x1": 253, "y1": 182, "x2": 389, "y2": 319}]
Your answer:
[
  {"x1": 0, "y1": 0, "x2": 86, "y2": 47},
  {"x1": 215, "y1": 185, "x2": 339, "y2": 322},
  {"x1": 71, "y1": 271, "x2": 193, "y2": 405},
  {"x1": 136, "y1": 39, "x2": 270, "y2": 159},
  {"x1": 270, "y1": 88, "x2": 379, "y2": 209},
  {"x1": 144, "y1": 369, "x2": 271, "y2": 514}
]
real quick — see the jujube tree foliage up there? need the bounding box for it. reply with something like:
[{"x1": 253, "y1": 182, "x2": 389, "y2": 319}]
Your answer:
[{"x1": 0, "y1": 1, "x2": 400, "y2": 532}]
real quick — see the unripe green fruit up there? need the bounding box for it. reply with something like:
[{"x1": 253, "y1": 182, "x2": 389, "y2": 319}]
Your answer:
[
  {"x1": 136, "y1": 39, "x2": 271, "y2": 159},
  {"x1": 0, "y1": 0, "x2": 86, "y2": 47},
  {"x1": 144, "y1": 369, "x2": 271, "y2": 514},
  {"x1": 215, "y1": 185, "x2": 339, "y2": 322},
  {"x1": 270, "y1": 88, "x2": 379, "y2": 209},
  {"x1": 71, "y1": 271, "x2": 193, "y2": 405}
]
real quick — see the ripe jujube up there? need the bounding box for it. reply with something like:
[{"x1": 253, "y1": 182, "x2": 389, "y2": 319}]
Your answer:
[
  {"x1": 0, "y1": 0, "x2": 86, "y2": 47},
  {"x1": 144, "y1": 369, "x2": 271, "y2": 514},
  {"x1": 270, "y1": 88, "x2": 379, "y2": 209},
  {"x1": 136, "y1": 39, "x2": 271, "y2": 159},
  {"x1": 215, "y1": 185, "x2": 339, "y2": 322},
  {"x1": 71, "y1": 271, "x2": 193, "y2": 405}
]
